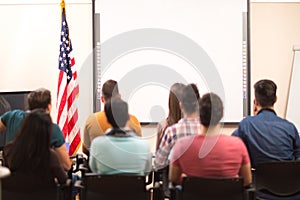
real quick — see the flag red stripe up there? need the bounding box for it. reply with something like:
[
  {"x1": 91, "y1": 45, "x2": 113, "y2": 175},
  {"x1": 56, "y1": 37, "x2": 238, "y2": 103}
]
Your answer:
[
  {"x1": 68, "y1": 109, "x2": 78, "y2": 131},
  {"x1": 57, "y1": 71, "x2": 64, "y2": 97},
  {"x1": 71, "y1": 57, "x2": 75, "y2": 66},
  {"x1": 57, "y1": 84, "x2": 68, "y2": 124},
  {"x1": 69, "y1": 132, "x2": 81, "y2": 156}
]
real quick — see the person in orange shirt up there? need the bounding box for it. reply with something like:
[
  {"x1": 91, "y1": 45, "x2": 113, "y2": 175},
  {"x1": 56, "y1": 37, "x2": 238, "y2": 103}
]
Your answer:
[{"x1": 83, "y1": 79, "x2": 142, "y2": 156}]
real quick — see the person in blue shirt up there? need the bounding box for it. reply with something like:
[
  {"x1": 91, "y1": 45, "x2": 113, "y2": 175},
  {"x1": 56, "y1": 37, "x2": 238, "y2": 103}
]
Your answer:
[
  {"x1": 232, "y1": 79, "x2": 300, "y2": 167},
  {"x1": 232, "y1": 79, "x2": 300, "y2": 199}
]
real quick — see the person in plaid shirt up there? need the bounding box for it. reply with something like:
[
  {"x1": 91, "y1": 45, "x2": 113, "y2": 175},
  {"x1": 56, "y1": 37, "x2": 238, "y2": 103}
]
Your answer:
[{"x1": 154, "y1": 84, "x2": 201, "y2": 170}]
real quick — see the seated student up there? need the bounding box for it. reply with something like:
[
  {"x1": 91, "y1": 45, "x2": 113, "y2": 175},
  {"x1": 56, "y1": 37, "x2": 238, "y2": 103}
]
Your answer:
[
  {"x1": 155, "y1": 83, "x2": 185, "y2": 197},
  {"x1": 2, "y1": 109, "x2": 67, "y2": 192},
  {"x1": 89, "y1": 98, "x2": 152, "y2": 175},
  {"x1": 169, "y1": 93, "x2": 252, "y2": 187},
  {"x1": 154, "y1": 84, "x2": 201, "y2": 170},
  {"x1": 232, "y1": 79, "x2": 300, "y2": 168},
  {"x1": 0, "y1": 88, "x2": 71, "y2": 171},
  {"x1": 156, "y1": 83, "x2": 185, "y2": 151},
  {"x1": 83, "y1": 79, "x2": 142, "y2": 156}
]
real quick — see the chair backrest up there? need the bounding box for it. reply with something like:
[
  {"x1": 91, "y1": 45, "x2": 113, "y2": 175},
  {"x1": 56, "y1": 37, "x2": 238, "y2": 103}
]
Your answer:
[
  {"x1": 2, "y1": 173, "x2": 71, "y2": 200},
  {"x1": 180, "y1": 176, "x2": 245, "y2": 200},
  {"x1": 81, "y1": 173, "x2": 148, "y2": 200},
  {"x1": 255, "y1": 161, "x2": 300, "y2": 196}
]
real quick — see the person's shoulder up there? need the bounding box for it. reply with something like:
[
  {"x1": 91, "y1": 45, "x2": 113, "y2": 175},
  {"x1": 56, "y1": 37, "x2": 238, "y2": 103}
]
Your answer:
[
  {"x1": 165, "y1": 118, "x2": 187, "y2": 131},
  {"x1": 129, "y1": 114, "x2": 140, "y2": 124},
  {"x1": 1, "y1": 110, "x2": 26, "y2": 124},
  {"x1": 94, "y1": 111, "x2": 105, "y2": 117},
  {"x1": 92, "y1": 135, "x2": 107, "y2": 144},
  {"x1": 237, "y1": 115, "x2": 254, "y2": 125},
  {"x1": 51, "y1": 123, "x2": 63, "y2": 134},
  {"x1": 176, "y1": 134, "x2": 196, "y2": 144},
  {"x1": 4, "y1": 109, "x2": 25, "y2": 117},
  {"x1": 279, "y1": 117, "x2": 298, "y2": 129},
  {"x1": 224, "y1": 134, "x2": 245, "y2": 144}
]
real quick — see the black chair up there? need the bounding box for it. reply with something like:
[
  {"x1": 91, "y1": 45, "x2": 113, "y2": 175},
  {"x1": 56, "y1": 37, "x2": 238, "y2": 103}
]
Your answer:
[
  {"x1": 76, "y1": 172, "x2": 154, "y2": 200},
  {"x1": 2, "y1": 176, "x2": 72, "y2": 200},
  {"x1": 170, "y1": 176, "x2": 253, "y2": 200},
  {"x1": 254, "y1": 161, "x2": 300, "y2": 200},
  {"x1": 74, "y1": 156, "x2": 164, "y2": 200}
]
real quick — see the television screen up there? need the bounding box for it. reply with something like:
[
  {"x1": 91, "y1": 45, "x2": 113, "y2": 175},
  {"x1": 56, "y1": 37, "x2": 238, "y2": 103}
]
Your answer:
[{"x1": 0, "y1": 91, "x2": 31, "y2": 112}]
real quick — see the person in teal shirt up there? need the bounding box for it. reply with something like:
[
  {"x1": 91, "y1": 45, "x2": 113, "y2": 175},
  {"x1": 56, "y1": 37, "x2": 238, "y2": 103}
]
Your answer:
[
  {"x1": 0, "y1": 88, "x2": 71, "y2": 171},
  {"x1": 89, "y1": 98, "x2": 152, "y2": 175}
]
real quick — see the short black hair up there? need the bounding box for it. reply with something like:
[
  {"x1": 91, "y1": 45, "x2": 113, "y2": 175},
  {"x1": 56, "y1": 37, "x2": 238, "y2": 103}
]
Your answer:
[
  {"x1": 181, "y1": 84, "x2": 200, "y2": 114},
  {"x1": 254, "y1": 79, "x2": 277, "y2": 107},
  {"x1": 27, "y1": 88, "x2": 51, "y2": 110},
  {"x1": 200, "y1": 93, "x2": 223, "y2": 127},
  {"x1": 104, "y1": 98, "x2": 129, "y2": 128}
]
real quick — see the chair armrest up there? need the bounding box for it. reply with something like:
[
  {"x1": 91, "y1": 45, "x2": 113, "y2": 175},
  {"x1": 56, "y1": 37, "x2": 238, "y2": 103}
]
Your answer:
[
  {"x1": 149, "y1": 181, "x2": 164, "y2": 200},
  {"x1": 245, "y1": 187, "x2": 256, "y2": 200},
  {"x1": 74, "y1": 180, "x2": 84, "y2": 189},
  {"x1": 145, "y1": 170, "x2": 153, "y2": 185},
  {"x1": 57, "y1": 179, "x2": 72, "y2": 200},
  {"x1": 169, "y1": 183, "x2": 182, "y2": 200}
]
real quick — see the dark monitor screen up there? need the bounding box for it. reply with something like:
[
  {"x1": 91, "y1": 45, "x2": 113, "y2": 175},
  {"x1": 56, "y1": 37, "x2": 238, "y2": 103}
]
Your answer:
[{"x1": 0, "y1": 91, "x2": 31, "y2": 112}]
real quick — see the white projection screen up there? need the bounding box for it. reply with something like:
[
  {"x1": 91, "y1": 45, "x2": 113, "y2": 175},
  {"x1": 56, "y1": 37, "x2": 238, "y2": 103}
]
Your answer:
[{"x1": 97, "y1": 0, "x2": 249, "y2": 123}]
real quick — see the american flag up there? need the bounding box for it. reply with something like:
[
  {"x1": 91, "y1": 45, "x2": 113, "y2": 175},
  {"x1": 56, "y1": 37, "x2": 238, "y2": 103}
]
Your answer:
[{"x1": 57, "y1": 5, "x2": 81, "y2": 156}]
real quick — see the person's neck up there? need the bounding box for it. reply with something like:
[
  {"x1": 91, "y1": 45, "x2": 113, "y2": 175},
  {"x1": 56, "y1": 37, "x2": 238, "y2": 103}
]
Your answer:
[
  {"x1": 200, "y1": 124, "x2": 221, "y2": 136},
  {"x1": 255, "y1": 106, "x2": 275, "y2": 115},
  {"x1": 183, "y1": 112, "x2": 199, "y2": 119}
]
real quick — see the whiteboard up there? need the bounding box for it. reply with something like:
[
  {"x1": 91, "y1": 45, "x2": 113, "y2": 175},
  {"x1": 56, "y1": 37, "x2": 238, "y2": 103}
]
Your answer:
[
  {"x1": 97, "y1": 0, "x2": 248, "y2": 123},
  {"x1": 286, "y1": 45, "x2": 300, "y2": 132},
  {"x1": 0, "y1": 1, "x2": 93, "y2": 132}
]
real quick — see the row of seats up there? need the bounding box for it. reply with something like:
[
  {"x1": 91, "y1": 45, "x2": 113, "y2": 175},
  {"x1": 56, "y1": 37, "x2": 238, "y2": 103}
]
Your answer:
[
  {"x1": 73, "y1": 157, "x2": 300, "y2": 200},
  {"x1": 2, "y1": 154, "x2": 300, "y2": 200}
]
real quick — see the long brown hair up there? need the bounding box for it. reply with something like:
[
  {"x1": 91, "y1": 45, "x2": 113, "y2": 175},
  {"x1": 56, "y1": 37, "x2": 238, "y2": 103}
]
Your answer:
[
  {"x1": 156, "y1": 83, "x2": 185, "y2": 150},
  {"x1": 166, "y1": 83, "x2": 186, "y2": 126},
  {"x1": 4, "y1": 109, "x2": 52, "y2": 174}
]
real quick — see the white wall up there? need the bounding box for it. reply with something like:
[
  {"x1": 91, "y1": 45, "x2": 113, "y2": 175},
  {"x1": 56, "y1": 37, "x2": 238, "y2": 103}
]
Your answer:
[{"x1": 0, "y1": 1, "x2": 93, "y2": 139}]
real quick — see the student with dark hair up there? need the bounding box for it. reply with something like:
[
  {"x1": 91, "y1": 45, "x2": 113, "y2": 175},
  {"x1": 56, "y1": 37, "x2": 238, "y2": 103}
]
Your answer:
[
  {"x1": 232, "y1": 79, "x2": 300, "y2": 168},
  {"x1": 156, "y1": 83, "x2": 186, "y2": 150},
  {"x1": 89, "y1": 98, "x2": 152, "y2": 175},
  {"x1": 0, "y1": 88, "x2": 71, "y2": 171},
  {"x1": 154, "y1": 84, "x2": 201, "y2": 170},
  {"x1": 169, "y1": 93, "x2": 252, "y2": 187},
  {"x1": 2, "y1": 109, "x2": 67, "y2": 192},
  {"x1": 83, "y1": 79, "x2": 142, "y2": 156}
]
